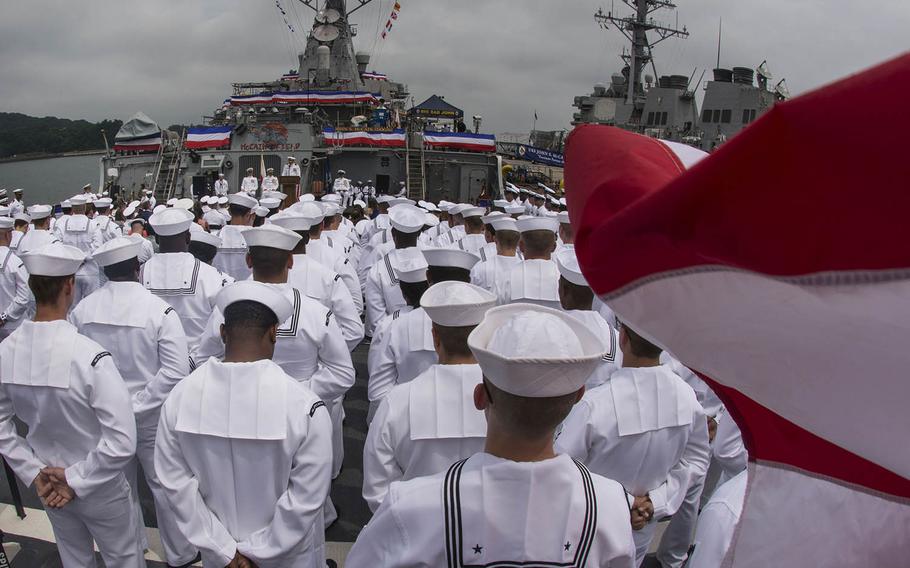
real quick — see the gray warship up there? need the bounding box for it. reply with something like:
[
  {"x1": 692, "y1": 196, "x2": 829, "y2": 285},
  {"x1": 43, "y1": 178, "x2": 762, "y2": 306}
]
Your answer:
[
  {"x1": 102, "y1": 0, "x2": 501, "y2": 204},
  {"x1": 572, "y1": 0, "x2": 790, "y2": 151}
]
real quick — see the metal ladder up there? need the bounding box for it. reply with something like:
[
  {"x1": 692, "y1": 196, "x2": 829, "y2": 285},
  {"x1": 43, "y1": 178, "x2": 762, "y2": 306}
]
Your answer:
[
  {"x1": 405, "y1": 131, "x2": 425, "y2": 200},
  {"x1": 159, "y1": 130, "x2": 186, "y2": 201}
]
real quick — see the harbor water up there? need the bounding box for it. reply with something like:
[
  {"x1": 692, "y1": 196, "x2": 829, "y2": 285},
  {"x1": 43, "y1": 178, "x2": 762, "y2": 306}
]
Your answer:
[{"x1": 0, "y1": 154, "x2": 102, "y2": 205}]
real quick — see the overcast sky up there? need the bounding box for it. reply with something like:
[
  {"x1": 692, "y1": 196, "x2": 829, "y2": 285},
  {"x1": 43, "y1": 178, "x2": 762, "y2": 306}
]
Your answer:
[{"x1": 1, "y1": 0, "x2": 907, "y2": 135}]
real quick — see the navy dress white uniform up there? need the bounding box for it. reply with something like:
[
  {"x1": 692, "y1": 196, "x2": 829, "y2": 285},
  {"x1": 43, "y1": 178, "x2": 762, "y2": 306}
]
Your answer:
[
  {"x1": 556, "y1": 249, "x2": 622, "y2": 388},
  {"x1": 70, "y1": 237, "x2": 197, "y2": 566},
  {"x1": 214, "y1": 174, "x2": 229, "y2": 197},
  {"x1": 686, "y1": 470, "x2": 747, "y2": 568},
  {"x1": 93, "y1": 198, "x2": 123, "y2": 243},
  {"x1": 270, "y1": 210, "x2": 365, "y2": 351},
  {"x1": 155, "y1": 282, "x2": 333, "y2": 568},
  {"x1": 54, "y1": 195, "x2": 103, "y2": 306},
  {"x1": 0, "y1": 216, "x2": 33, "y2": 340},
  {"x1": 364, "y1": 204, "x2": 426, "y2": 336},
  {"x1": 368, "y1": 248, "x2": 480, "y2": 409},
  {"x1": 214, "y1": 193, "x2": 257, "y2": 282},
  {"x1": 347, "y1": 304, "x2": 635, "y2": 568},
  {"x1": 0, "y1": 244, "x2": 144, "y2": 567},
  {"x1": 16, "y1": 204, "x2": 59, "y2": 256},
  {"x1": 142, "y1": 207, "x2": 227, "y2": 350},
  {"x1": 496, "y1": 216, "x2": 562, "y2": 310},
  {"x1": 240, "y1": 169, "x2": 259, "y2": 194},
  {"x1": 363, "y1": 282, "x2": 495, "y2": 511},
  {"x1": 282, "y1": 157, "x2": 302, "y2": 177},
  {"x1": 556, "y1": 363, "x2": 711, "y2": 565},
  {"x1": 296, "y1": 202, "x2": 362, "y2": 315},
  {"x1": 469, "y1": 217, "x2": 522, "y2": 293}
]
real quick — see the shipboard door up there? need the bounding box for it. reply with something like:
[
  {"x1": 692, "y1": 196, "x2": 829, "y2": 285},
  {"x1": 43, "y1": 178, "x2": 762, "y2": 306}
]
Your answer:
[
  {"x1": 467, "y1": 168, "x2": 487, "y2": 202},
  {"x1": 376, "y1": 175, "x2": 390, "y2": 195}
]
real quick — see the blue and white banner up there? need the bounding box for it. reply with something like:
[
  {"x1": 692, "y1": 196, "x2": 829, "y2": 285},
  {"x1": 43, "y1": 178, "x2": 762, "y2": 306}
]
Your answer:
[{"x1": 516, "y1": 144, "x2": 564, "y2": 167}]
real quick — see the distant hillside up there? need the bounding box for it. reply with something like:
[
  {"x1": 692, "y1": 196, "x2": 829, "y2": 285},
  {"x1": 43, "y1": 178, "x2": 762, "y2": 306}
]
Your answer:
[{"x1": 0, "y1": 112, "x2": 123, "y2": 159}]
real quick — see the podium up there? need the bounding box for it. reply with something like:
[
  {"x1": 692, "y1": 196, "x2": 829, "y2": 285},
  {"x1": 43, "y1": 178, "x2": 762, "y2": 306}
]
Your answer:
[{"x1": 279, "y1": 176, "x2": 300, "y2": 207}]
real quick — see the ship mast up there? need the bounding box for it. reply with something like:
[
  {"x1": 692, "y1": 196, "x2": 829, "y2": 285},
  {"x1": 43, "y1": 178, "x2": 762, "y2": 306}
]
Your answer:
[
  {"x1": 595, "y1": 0, "x2": 689, "y2": 106},
  {"x1": 295, "y1": 0, "x2": 376, "y2": 16}
]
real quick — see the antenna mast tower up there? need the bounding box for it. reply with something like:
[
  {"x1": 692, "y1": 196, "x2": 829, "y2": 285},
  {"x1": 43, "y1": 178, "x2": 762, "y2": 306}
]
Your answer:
[{"x1": 595, "y1": 0, "x2": 689, "y2": 106}]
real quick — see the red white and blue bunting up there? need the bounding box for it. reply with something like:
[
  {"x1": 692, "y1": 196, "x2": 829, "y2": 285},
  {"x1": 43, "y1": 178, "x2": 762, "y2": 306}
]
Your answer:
[
  {"x1": 362, "y1": 71, "x2": 388, "y2": 82},
  {"x1": 423, "y1": 131, "x2": 496, "y2": 152},
  {"x1": 113, "y1": 133, "x2": 162, "y2": 153},
  {"x1": 323, "y1": 128, "x2": 406, "y2": 148},
  {"x1": 227, "y1": 91, "x2": 379, "y2": 106},
  {"x1": 186, "y1": 126, "x2": 232, "y2": 150}
]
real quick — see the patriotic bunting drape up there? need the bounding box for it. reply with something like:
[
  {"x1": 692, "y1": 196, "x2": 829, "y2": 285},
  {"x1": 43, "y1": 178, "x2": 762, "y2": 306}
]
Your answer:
[
  {"x1": 423, "y1": 131, "x2": 496, "y2": 152},
  {"x1": 323, "y1": 128, "x2": 406, "y2": 147},
  {"x1": 226, "y1": 91, "x2": 379, "y2": 106},
  {"x1": 564, "y1": 54, "x2": 910, "y2": 567},
  {"x1": 381, "y1": 1, "x2": 402, "y2": 40},
  {"x1": 186, "y1": 126, "x2": 232, "y2": 150}
]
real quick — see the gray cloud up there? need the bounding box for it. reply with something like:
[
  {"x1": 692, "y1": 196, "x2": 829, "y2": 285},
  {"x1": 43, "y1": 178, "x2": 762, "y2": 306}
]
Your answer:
[{"x1": 1, "y1": 0, "x2": 907, "y2": 135}]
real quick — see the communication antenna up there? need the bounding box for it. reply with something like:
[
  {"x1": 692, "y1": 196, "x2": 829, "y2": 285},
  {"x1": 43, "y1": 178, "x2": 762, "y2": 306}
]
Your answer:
[
  {"x1": 716, "y1": 18, "x2": 722, "y2": 69},
  {"x1": 594, "y1": 0, "x2": 689, "y2": 106},
  {"x1": 313, "y1": 24, "x2": 341, "y2": 42},
  {"x1": 296, "y1": 0, "x2": 376, "y2": 16}
]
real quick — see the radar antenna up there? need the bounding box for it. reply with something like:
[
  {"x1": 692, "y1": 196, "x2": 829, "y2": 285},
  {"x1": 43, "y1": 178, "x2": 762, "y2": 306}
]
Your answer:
[
  {"x1": 295, "y1": 0, "x2": 376, "y2": 16},
  {"x1": 595, "y1": 0, "x2": 689, "y2": 106}
]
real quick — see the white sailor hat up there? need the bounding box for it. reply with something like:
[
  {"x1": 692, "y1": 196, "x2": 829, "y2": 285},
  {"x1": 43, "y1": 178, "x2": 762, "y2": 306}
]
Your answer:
[
  {"x1": 468, "y1": 304, "x2": 606, "y2": 398},
  {"x1": 191, "y1": 230, "x2": 222, "y2": 248},
  {"x1": 490, "y1": 216, "x2": 518, "y2": 232},
  {"x1": 218, "y1": 172, "x2": 225, "y2": 177},
  {"x1": 0, "y1": 190, "x2": 6, "y2": 198},
  {"x1": 0, "y1": 217, "x2": 13, "y2": 230},
  {"x1": 555, "y1": 249, "x2": 588, "y2": 287},
  {"x1": 322, "y1": 193, "x2": 342, "y2": 204},
  {"x1": 93, "y1": 197, "x2": 113, "y2": 208},
  {"x1": 189, "y1": 221, "x2": 204, "y2": 233},
  {"x1": 266, "y1": 167, "x2": 275, "y2": 173},
  {"x1": 149, "y1": 207, "x2": 194, "y2": 236},
  {"x1": 217, "y1": 196, "x2": 229, "y2": 205},
  {"x1": 492, "y1": 199, "x2": 509, "y2": 208},
  {"x1": 27, "y1": 205, "x2": 52, "y2": 220},
  {"x1": 437, "y1": 200, "x2": 453, "y2": 212},
  {"x1": 424, "y1": 213, "x2": 440, "y2": 227},
  {"x1": 448, "y1": 203, "x2": 472, "y2": 216},
  {"x1": 389, "y1": 197, "x2": 415, "y2": 207},
  {"x1": 353, "y1": 199, "x2": 367, "y2": 209},
  {"x1": 201, "y1": 195, "x2": 212, "y2": 205},
  {"x1": 143, "y1": 188, "x2": 153, "y2": 195},
  {"x1": 246, "y1": 167, "x2": 254, "y2": 173},
  {"x1": 482, "y1": 211, "x2": 505, "y2": 224},
  {"x1": 421, "y1": 281, "x2": 496, "y2": 327},
  {"x1": 173, "y1": 198, "x2": 194, "y2": 211},
  {"x1": 253, "y1": 206, "x2": 269, "y2": 218},
  {"x1": 422, "y1": 248, "x2": 480, "y2": 271},
  {"x1": 260, "y1": 197, "x2": 282, "y2": 210},
  {"x1": 216, "y1": 281, "x2": 294, "y2": 325},
  {"x1": 461, "y1": 207, "x2": 485, "y2": 219},
  {"x1": 201, "y1": 209, "x2": 223, "y2": 227},
  {"x1": 262, "y1": 191, "x2": 288, "y2": 202},
  {"x1": 516, "y1": 216, "x2": 558, "y2": 233},
  {"x1": 549, "y1": 196, "x2": 561, "y2": 207},
  {"x1": 92, "y1": 236, "x2": 142, "y2": 267},
  {"x1": 538, "y1": 183, "x2": 556, "y2": 196},
  {"x1": 13, "y1": 188, "x2": 23, "y2": 194},
  {"x1": 337, "y1": 169, "x2": 345, "y2": 174},
  {"x1": 394, "y1": 251, "x2": 429, "y2": 283},
  {"x1": 82, "y1": 183, "x2": 92, "y2": 191},
  {"x1": 21, "y1": 243, "x2": 86, "y2": 277},
  {"x1": 270, "y1": 208, "x2": 323, "y2": 232},
  {"x1": 320, "y1": 202, "x2": 341, "y2": 217},
  {"x1": 299, "y1": 193, "x2": 316, "y2": 202},
  {"x1": 388, "y1": 204, "x2": 426, "y2": 233},
  {"x1": 242, "y1": 224, "x2": 301, "y2": 250},
  {"x1": 166, "y1": 197, "x2": 178, "y2": 207},
  {"x1": 557, "y1": 211, "x2": 570, "y2": 225},
  {"x1": 14, "y1": 213, "x2": 31, "y2": 223},
  {"x1": 123, "y1": 205, "x2": 137, "y2": 218},
  {"x1": 376, "y1": 195, "x2": 393, "y2": 204},
  {"x1": 228, "y1": 193, "x2": 258, "y2": 209},
  {"x1": 288, "y1": 156, "x2": 296, "y2": 161},
  {"x1": 504, "y1": 185, "x2": 520, "y2": 195},
  {"x1": 419, "y1": 201, "x2": 440, "y2": 212},
  {"x1": 70, "y1": 194, "x2": 90, "y2": 206},
  {"x1": 60, "y1": 199, "x2": 71, "y2": 208}
]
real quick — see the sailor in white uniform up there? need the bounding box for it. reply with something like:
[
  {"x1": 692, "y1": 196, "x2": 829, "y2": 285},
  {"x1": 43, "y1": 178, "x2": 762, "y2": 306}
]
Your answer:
[
  {"x1": 270, "y1": 210, "x2": 364, "y2": 350},
  {"x1": 155, "y1": 281, "x2": 333, "y2": 568},
  {"x1": 434, "y1": 204, "x2": 468, "y2": 248},
  {"x1": 0, "y1": 216, "x2": 33, "y2": 341},
  {"x1": 70, "y1": 237, "x2": 198, "y2": 566},
  {"x1": 556, "y1": 323, "x2": 711, "y2": 566},
  {"x1": 17, "y1": 204, "x2": 58, "y2": 256},
  {"x1": 0, "y1": 243, "x2": 144, "y2": 567},
  {"x1": 470, "y1": 216, "x2": 522, "y2": 293},
  {"x1": 368, "y1": 247, "x2": 479, "y2": 416},
  {"x1": 476, "y1": 212, "x2": 501, "y2": 261},
  {"x1": 240, "y1": 167, "x2": 259, "y2": 195},
  {"x1": 213, "y1": 192, "x2": 256, "y2": 282},
  {"x1": 394, "y1": 181, "x2": 407, "y2": 197},
  {"x1": 261, "y1": 168, "x2": 280, "y2": 193},
  {"x1": 363, "y1": 204, "x2": 426, "y2": 336},
  {"x1": 214, "y1": 173, "x2": 229, "y2": 197},
  {"x1": 363, "y1": 281, "x2": 494, "y2": 511},
  {"x1": 347, "y1": 304, "x2": 636, "y2": 567},
  {"x1": 303, "y1": 203, "x2": 362, "y2": 315},
  {"x1": 495, "y1": 215, "x2": 561, "y2": 310},
  {"x1": 93, "y1": 198, "x2": 123, "y2": 243},
  {"x1": 332, "y1": 169, "x2": 352, "y2": 203},
  {"x1": 452, "y1": 206, "x2": 488, "y2": 254},
  {"x1": 685, "y1": 470, "x2": 747, "y2": 568},
  {"x1": 54, "y1": 194, "x2": 102, "y2": 307},
  {"x1": 8, "y1": 188, "x2": 24, "y2": 217},
  {"x1": 556, "y1": 249, "x2": 622, "y2": 389},
  {"x1": 361, "y1": 196, "x2": 392, "y2": 245},
  {"x1": 282, "y1": 156, "x2": 302, "y2": 177},
  {"x1": 143, "y1": 207, "x2": 227, "y2": 351},
  {"x1": 555, "y1": 210, "x2": 575, "y2": 255}
]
